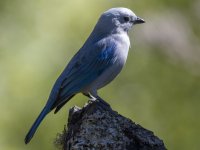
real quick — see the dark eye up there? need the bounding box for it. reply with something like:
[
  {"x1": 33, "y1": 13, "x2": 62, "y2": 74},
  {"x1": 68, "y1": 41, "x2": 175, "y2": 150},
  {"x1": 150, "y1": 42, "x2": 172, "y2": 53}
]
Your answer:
[{"x1": 124, "y1": 16, "x2": 130, "y2": 22}]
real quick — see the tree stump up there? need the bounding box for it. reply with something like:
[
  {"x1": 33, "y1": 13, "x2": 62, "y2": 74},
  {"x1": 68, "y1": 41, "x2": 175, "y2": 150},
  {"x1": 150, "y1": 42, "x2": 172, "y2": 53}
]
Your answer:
[{"x1": 55, "y1": 99, "x2": 166, "y2": 150}]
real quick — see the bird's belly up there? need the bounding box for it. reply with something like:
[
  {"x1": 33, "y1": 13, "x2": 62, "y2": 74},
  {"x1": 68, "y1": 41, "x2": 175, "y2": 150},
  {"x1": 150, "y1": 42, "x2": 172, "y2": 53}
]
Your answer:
[
  {"x1": 98, "y1": 63, "x2": 124, "y2": 89},
  {"x1": 84, "y1": 55, "x2": 126, "y2": 93},
  {"x1": 82, "y1": 33, "x2": 130, "y2": 93},
  {"x1": 95, "y1": 38, "x2": 129, "y2": 89}
]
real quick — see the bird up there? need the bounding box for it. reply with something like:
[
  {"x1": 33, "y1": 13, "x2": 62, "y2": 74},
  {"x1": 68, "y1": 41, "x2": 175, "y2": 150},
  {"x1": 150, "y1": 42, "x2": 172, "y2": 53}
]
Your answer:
[{"x1": 24, "y1": 7, "x2": 145, "y2": 144}]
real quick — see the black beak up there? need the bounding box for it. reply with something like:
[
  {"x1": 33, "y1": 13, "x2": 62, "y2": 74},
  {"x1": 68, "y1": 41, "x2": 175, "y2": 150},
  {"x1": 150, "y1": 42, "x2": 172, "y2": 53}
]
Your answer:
[{"x1": 134, "y1": 17, "x2": 145, "y2": 24}]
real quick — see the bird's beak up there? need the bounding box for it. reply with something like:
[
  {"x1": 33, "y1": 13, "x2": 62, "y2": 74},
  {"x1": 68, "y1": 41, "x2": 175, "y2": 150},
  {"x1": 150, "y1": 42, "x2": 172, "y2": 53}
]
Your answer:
[{"x1": 133, "y1": 17, "x2": 145, "y2": 24}]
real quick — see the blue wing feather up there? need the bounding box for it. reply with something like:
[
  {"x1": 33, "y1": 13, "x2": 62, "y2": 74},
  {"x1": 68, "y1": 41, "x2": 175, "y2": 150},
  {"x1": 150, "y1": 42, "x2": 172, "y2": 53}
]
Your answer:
[
  {"x1": 58, "y1": 43, "x2": 117, "y2": 101},
  {"x1": 25, "y1": 39, "x2": 117, "y2": 144}
]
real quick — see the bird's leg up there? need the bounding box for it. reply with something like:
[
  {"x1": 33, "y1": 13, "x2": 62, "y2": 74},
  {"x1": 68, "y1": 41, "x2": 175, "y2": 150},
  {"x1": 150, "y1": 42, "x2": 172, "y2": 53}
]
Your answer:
[
  {"x1": 90, "y1": 93, "x2": 110, "y2": 107},
  {"x1": 83, "y1": 92, "x2": 114, "y2": 113},
  {"x1": 83, "y1": 93, "x2": 97, "y2": 101},
  {"x1": 83, "y1": 92, "x2": 111, "y2": 108}
]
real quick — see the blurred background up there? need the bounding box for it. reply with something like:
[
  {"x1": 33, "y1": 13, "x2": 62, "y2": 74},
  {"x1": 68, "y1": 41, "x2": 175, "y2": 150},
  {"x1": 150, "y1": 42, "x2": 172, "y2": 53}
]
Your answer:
[{"x1": 0, "y1": 0, "x2": 200, "y2": 149}]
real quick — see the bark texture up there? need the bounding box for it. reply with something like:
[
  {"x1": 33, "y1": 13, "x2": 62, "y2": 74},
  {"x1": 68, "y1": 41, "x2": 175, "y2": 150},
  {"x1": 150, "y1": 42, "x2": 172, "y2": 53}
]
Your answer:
[{"x1": 55, "y1": 99, "x2": 166, "y2": 150}]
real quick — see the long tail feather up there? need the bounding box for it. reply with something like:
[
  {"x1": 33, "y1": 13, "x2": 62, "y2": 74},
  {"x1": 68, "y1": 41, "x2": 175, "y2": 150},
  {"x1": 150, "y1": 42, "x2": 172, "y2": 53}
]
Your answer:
[{"x1": 24, "y1": 107, "x2": 49, "y2": 144}]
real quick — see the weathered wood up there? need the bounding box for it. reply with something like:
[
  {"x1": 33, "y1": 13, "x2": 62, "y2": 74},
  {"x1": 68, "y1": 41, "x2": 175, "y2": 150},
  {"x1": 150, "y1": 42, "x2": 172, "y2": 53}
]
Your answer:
[{"x1": 55, "y1": 99, "x2": 166, "y2": 150}]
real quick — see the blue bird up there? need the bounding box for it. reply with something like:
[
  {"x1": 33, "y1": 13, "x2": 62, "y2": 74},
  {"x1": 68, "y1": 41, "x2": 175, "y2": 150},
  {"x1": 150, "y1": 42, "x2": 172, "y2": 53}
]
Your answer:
[{"x1": 24, "y1": 7, "x2": 145, "y2": 144}]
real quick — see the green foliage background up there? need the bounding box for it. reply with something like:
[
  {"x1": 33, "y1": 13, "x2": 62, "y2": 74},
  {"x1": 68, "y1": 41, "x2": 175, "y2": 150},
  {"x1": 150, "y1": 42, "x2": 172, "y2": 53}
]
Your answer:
[{"x1": 0, "y1": 0, "x2": 200, "y2": 149}]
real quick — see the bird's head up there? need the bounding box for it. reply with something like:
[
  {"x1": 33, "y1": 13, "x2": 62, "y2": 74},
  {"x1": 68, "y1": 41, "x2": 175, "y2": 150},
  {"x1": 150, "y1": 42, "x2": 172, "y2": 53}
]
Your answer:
[{"x1": 97, "y1": 7, "x2": 145, "y2": 34}]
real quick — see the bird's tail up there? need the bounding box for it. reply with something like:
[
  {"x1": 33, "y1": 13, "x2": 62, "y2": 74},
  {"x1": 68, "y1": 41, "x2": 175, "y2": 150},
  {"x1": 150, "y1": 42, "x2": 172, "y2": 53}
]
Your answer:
[{"x1": 24, "y1": 107, "x2": 49, "y2": 144}]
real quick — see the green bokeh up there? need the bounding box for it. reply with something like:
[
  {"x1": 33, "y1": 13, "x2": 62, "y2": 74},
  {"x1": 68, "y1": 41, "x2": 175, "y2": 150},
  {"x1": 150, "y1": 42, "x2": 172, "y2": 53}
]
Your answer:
[{"x1": 0, "y1": 0, "x2": 199, "y2": 149}]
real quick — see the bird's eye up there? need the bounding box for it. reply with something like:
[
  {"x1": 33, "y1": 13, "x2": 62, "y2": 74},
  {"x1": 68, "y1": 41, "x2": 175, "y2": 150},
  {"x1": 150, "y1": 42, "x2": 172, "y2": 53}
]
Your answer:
[{"x1": 124, "y1": 16, "x2": 130, "y2": 22}]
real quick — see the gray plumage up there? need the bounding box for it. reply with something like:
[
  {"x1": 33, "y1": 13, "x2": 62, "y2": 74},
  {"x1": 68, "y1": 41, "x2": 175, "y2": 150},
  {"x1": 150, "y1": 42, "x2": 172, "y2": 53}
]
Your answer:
[{"x1": 25, "y1": 7, "x2": 145, "y2": 144}]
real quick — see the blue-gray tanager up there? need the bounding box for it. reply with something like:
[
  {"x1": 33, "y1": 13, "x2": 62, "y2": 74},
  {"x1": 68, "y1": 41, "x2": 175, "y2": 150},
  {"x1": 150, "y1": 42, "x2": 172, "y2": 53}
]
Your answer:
[{"x1": 25, "y1": 7, "x2": 145, "y2": 144}]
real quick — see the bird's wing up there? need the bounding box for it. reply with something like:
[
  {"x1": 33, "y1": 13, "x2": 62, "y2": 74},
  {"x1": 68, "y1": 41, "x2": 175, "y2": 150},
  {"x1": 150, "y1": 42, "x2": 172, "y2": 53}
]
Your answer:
[{"x1": 49, "y1": 40, "x2": 118, "y2": 111}]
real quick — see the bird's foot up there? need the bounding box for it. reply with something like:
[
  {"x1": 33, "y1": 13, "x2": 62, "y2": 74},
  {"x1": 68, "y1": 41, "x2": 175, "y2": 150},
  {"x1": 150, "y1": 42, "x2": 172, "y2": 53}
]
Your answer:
[
  {"x1": 88, "y1": 96, "x2": 111, "y2": 110},
  {"x1": 84, "y1": 93, "x2": 111, "y2": 109}
]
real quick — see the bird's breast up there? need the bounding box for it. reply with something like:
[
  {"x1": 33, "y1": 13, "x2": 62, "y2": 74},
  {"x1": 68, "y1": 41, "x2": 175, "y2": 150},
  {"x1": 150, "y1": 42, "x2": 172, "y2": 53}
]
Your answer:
[
  {"x1": 114, "y1": 33, "x2": 130, "y2": 65},
  {"x1": 85, "y1": 33, "x2": 130, "y2": 91}
]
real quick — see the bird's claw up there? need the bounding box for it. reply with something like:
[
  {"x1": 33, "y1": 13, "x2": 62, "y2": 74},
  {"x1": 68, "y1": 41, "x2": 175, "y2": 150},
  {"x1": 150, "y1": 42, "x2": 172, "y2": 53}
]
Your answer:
[{"x1": 88, "y1": 96, "x2": 110, "y2": 109}]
